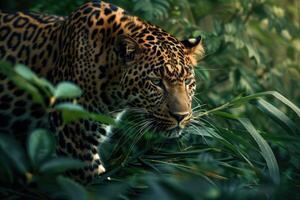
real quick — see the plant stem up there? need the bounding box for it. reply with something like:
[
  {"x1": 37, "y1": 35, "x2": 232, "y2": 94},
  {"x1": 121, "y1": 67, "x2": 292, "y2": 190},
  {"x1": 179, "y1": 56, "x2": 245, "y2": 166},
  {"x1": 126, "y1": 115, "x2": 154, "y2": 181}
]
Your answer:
[{"x1": 194, "y1": 102, "x2": 231, "y2": 118}]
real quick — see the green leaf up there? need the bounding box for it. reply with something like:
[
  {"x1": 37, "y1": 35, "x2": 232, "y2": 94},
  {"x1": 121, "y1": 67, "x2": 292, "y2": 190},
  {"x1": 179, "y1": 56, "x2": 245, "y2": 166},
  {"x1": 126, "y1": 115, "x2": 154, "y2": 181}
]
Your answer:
[
  {"x1": 239, "y1": 118, "x2": 280, "y2": 184},
  {"x1": 203, "y1": 34, "x2": 222, "y2": 55},
  {"x1": 54, "y1": 82, "x2": 83, "y2": 99},
  {"x1": 0, "y1": 60, "x2": 14, "y2": 76},
  {"x1": 0, "y1": 134, "x2": 28, "y2": 174},
  {"x1": 57, "y1": 176, "x2": 87, "y2": 200},
  {"x1": 55, "y1": 103, "x2": 88, "y2": 124},
  {"x1": 270, "y1": 91, "x2": 300, "y2": 118},
  {"x1": 0, "y1": 62, "x2": 45, "y2": 105},
  {"x1": 33, "y1": 77, "x2": 55, "y2": 97},
  {"x1": 257, "y1": 99, "x2": 298, "y2": 134},
  {"x1": 12, "y1": 77, "x2": 46, "y2": 105},
  {"x1": 15, "y1": 64, "x2": 54, "y2": 98},
  {"x1": 15, "y1": 64, "x2": 37, "y2": 80},
  {"x1": 88, "y1": 183, "x2": 130, "y2": 200},
  {"x1": 27, "y1": 129, "x2": 55, "y2": 168},
  {"x1": 39, "y1": 157, "x2": 85, "y2": 174},
  {"x1": 224, "y1": 34, "x2": 244, "y2": 49},
  {"x1": 245, "y1": 43, "x2": 261, "y2": 64},
  {"x1": 213, "y1": 111, "x2": 239, "y2": 119},
  {"x1": 231, "y1": 91, "x2": 300, "y2": 117},
  {"x1": 143, "y1": 177, "x2": 194, "y2": 200},
  {"x1": 0, "y1": 156, "x2": 14, "y2": 184},
  {"x1": 55, "y1": 103, "x2": 115, "y2": 125},
  {"x1": 188, "y1": 126, "x2": 224, "y2": 140}
]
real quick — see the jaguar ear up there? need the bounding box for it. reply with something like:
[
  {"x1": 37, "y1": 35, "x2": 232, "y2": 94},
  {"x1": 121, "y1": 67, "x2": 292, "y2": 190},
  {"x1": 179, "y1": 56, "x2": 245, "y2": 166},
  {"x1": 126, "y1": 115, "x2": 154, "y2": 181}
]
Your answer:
[
  {"x1": 116, "y1": 36, "x2": 141, "y2": 65},
  {"x1": 181, "y1": 36, "x2": 204, "y2": 66}
]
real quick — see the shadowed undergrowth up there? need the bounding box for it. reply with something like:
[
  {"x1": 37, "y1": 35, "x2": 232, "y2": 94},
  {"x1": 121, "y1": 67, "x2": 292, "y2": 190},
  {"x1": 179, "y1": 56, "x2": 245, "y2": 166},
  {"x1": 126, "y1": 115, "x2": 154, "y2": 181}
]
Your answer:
[{"x1": 0, "y1": 62, "x2": 299, "y2": 199}]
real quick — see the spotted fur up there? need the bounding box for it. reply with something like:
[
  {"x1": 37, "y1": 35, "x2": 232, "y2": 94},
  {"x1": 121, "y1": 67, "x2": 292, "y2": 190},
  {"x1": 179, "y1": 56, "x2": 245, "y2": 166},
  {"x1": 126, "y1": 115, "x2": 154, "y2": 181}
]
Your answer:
[{"x1": 0, "y1": 1, "x2": 204, "y2": 182}]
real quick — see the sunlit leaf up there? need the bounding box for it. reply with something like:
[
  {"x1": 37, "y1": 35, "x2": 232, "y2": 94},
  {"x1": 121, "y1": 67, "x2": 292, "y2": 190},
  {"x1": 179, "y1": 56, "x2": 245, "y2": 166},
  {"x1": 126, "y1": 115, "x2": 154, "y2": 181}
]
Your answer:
[
  {"x1": 54, "y1": 82, "x2": 83, "y2": 99},
  {"x1": 0, "y1": 62, "x2": 45, "y2": 105},
  {"x1": 256, "y1": 99, "x2": 298, "y2": 134},
  {"x1": 15, "y1": 64, "x2": 37, "y2": 80},
  {"x1": 55, "y1": 103, "x2": 115, "y2": 125}
]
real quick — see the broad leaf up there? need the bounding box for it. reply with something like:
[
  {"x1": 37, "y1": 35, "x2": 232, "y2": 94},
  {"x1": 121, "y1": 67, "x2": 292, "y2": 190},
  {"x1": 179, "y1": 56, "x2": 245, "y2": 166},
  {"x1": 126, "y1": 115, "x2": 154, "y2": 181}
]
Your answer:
[
  {"x1": 15, "y1": 64, "x2": 37, "y2": 80},
  {"x1": 54, "y1": 82, "x2": 83, "y2": 99},
  {"x1": 40, "y1": 157, "x2": 85, "y2": 174},
  {"x1": 57, "y1": 176, "x2": 87, "y2": 200},
  {"x1": 0, "y1": 134, "x2": 28, "y2": 174},
  {"x1": 55, "y1": 103, "x2": 115, "y2": 125},
  {"x1": 27, "y1": 129, "x2": 55, "y2": 168}
]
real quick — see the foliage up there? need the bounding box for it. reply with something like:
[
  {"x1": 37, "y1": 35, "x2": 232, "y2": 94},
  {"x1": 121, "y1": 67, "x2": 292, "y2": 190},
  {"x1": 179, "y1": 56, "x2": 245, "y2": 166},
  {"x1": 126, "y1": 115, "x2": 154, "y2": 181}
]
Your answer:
[{"x1": 0, "y1": 0, "x2": 299, "y2": 199}]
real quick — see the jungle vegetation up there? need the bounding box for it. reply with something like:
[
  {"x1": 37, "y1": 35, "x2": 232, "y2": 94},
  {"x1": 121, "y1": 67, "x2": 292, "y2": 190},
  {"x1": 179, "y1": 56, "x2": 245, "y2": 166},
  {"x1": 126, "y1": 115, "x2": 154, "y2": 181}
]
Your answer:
[{"x1": 0, "y1": 0, "x2": 299, "y2": 199}]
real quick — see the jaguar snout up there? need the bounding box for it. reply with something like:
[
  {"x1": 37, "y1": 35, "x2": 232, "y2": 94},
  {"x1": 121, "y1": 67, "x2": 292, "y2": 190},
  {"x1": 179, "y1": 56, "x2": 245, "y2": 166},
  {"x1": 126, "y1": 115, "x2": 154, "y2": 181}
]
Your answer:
[
  {"x1": 169, "y1": 111, "x2": 191, "y2": 129},
  {"x1": 169, "y1": 111, "x2": 189, "y2": 123}
]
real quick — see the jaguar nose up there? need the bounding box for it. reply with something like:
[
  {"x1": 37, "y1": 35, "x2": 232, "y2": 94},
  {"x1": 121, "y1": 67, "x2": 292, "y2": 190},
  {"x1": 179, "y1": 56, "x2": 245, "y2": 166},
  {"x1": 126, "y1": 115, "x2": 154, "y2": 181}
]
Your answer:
[{"x1": 169, "y1": 111, "x2": 189, "y2": 123}]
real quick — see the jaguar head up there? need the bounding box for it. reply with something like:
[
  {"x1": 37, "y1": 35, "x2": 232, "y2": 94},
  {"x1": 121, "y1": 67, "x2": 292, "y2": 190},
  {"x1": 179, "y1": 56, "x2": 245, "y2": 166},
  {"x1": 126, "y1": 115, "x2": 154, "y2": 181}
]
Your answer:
[{"x1": 116, "y1": 31, "x2": 204, "y2": 138}]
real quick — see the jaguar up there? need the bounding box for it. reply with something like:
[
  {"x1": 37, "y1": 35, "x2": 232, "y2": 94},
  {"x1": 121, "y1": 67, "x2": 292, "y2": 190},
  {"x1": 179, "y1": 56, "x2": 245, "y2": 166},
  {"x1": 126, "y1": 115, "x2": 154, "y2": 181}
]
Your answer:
[{"x1": 0, "y1": 0, "x2": 204, "y2": 182}]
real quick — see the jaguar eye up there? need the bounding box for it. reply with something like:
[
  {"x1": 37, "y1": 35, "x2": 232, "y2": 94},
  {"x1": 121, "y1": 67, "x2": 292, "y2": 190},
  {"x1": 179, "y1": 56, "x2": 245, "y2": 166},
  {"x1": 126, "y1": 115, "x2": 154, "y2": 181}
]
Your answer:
[
  {"x1": 185, "y1": 78, "x2": 193, "y2": 85},
  {"x1": 150, "y1": 78, "x2": 162, "y2": 86}
]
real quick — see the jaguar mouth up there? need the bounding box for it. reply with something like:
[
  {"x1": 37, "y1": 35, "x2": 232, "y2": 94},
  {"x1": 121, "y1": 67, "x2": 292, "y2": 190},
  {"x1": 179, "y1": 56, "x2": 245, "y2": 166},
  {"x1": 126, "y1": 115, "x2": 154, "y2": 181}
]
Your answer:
[
  {"x1": 151, "y1": 121, "x2": 185, "y2": 138},
  {"x1": 149, "y1": 115, "x2": 187, "y2": 138},
  {"x1": 121, "y1": 110, "x2": 186, "y2": 138}
]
